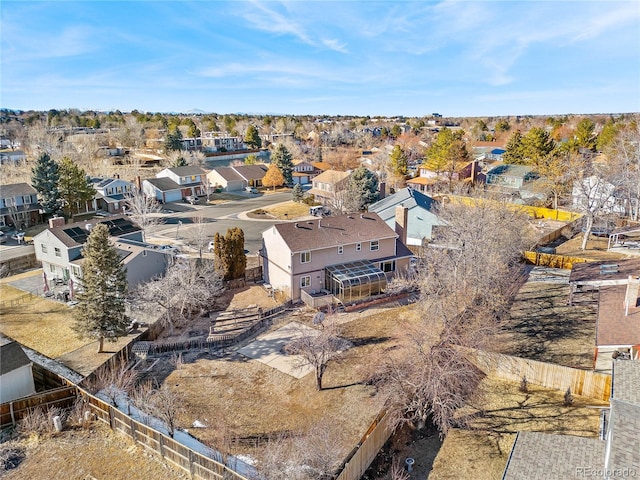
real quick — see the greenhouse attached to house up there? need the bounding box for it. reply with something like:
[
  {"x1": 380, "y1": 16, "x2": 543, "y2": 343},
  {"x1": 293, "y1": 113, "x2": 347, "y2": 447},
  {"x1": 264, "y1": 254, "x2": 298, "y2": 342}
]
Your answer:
[{"x1": 325, "y1": 260, "x2": 387, "y2": 302}]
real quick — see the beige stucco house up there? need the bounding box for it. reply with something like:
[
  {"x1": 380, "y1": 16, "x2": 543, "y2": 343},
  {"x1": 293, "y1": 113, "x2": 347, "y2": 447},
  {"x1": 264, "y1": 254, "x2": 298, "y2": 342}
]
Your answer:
[{"x1": 260, "y1": 212, "x2": 412, "y2": 302}]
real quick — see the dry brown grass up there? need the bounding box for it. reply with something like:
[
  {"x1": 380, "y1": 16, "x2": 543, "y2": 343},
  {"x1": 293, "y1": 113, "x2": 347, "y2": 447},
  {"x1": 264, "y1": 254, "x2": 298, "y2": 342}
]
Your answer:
[
  {"x1": 262, "y1": 201, "x2": 310, "y2": 220},
  {"x1": 0, "y1": 284, "x2": 90, "y2": 358},
  {"x1": 147, "y1": 303, "x2": 420, "y2": 463},
  {"x1": 495, "y1": 281, "x2": 597, "y2": 368},
  {"x1": 555, "y1": 234, "x2": 628, "y2": 261},
  {"x1": 428, "y1": 375, "x2": 608, "y2": 480},
  {"x1": 1, "y1": 422, "x2": 187, "y2": 480},
  {"x1": 205, "y1": 192, "x2": 244, "y2": 205}
]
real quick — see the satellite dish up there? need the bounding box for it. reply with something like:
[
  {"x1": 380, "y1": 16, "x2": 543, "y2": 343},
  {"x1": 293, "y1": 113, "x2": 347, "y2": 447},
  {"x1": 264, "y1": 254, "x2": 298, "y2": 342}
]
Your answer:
[{"x1": 313, "y1": 311, "x2": 325, "y2": 325}]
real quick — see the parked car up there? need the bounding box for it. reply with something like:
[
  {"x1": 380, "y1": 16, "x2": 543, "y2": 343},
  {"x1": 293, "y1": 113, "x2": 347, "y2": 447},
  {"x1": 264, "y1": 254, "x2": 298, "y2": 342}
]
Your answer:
[
  {"x1": 309, "y1": 206, "x2": 330, "y2": 217},
  {"x1": 0, "y1": 232, "x2": 6, "y2": 244},
  {"x1": 157, "y1": 244, "x2": 180, "y2": 254},
  {"x1": 11, "y1": 232, "x2": 25, "y2": 243},
  {"x1": 245, "y1": 187, "x2": 258, "y2": 194},
  {"x1": 184, "y1": 195, "x2": 199, "y2": 205}
]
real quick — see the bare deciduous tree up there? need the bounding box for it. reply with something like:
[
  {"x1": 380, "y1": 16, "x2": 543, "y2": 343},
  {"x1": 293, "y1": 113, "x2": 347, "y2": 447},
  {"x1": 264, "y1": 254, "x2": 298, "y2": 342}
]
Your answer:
[
  {"x1": 148, "y1": 384, "x2": 185, "y2": 438},
  {"x1": 86, "y1": 360, "x2": 138, "y2": 406},
  {"x1": 124, "y1": 188, "x2": 163, "y2": 235},
  {"x1": 139, "y1": 259, "x2": 225, "y2": 333},
  {"x1": 284, "y1": 318, "x2": 351, "y2": 391},
  {"x1": 372, "y1": 197, "x2": 532, "y2": 436}
]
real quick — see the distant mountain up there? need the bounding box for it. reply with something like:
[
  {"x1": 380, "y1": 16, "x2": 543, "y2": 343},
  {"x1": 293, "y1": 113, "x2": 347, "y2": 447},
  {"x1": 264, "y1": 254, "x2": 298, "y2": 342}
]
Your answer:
[{"x1": 186, "y1": 108, "x2": 208, "y2": 114}]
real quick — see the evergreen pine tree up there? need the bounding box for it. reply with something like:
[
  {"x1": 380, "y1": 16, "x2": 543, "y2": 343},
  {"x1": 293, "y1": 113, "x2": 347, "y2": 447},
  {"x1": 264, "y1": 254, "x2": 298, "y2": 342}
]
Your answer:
[
  {"x1": 292, "y1": 183, "x2": 304, "y2": 202},
  {"x1": 271, "y1": 144, "x2": 294, "y2": 185},
  {"x1": 389, "y1": 145, "x2": 409, "y2": 177},
  {"x1": 503, "y1": 130, "x2": 526, "y2": 165},
  {"x1": 31, "y1": 152, "x2": 63, "y2": 217},
  {"x1": 348, "y1": 167, "x2": 379, "y2": 210},
  {"x1": 58, "y1": 157, "x2": 96, "y2": 216},
  {"x1": 73, "y1": 224, "x2": 129, "y2": 353},
  {"x1": 244, "y1": 125, "x2": 262, "y2": 149}
]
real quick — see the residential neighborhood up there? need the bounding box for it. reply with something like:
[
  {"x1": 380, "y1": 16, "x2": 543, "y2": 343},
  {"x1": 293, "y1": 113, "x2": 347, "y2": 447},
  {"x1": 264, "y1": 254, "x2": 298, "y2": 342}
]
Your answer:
[{"x1": 1, "y1": 1, "x2": 639, "y2": 478}]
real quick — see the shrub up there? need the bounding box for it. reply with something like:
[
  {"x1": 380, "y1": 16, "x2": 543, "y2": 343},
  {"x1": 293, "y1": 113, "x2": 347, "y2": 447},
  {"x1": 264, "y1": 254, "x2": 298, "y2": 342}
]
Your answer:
[
  {"x1": 18, "y1": 406, "x2": 64, "y2": 436},
  {"x1": 519, "y1": 376, "x2": 529, "y2": 393},
  {"x1": 563, "y1": 387, "x2": 574, "y2": 406}
]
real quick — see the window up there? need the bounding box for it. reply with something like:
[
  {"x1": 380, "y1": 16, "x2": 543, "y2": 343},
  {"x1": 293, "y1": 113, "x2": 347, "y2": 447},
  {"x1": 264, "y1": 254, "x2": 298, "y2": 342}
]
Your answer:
[
  {"x1": 338, "y1": 245, "x2": 344, "y2": 255},
  {"x1": 71, "y1": 265, "x2": 82, "y2": 278},
  {"x1": 300, "y1": 276, "x2": 311, "y2": 288},
  {"x1": 54, "y1": 247, "x2": 61, "y2": 257},
  {"x1": 49, "y1": 264, "x2": 55, "y2": 273},
  {"x1": 300, "y1": 251, "x2": 311, "y2": 264},
  {"x1": 356, "y1": 243, "x2": 361, "y2": 252},
  {"x1": 381, "y1": 260, "x2": 395, "y2": 273},
  {"x1": 370, "y1": 240, "x2": 379, "y2": 251},
  {"x1": 41, "y1": 244, "x2": 48, "y2": 254}
]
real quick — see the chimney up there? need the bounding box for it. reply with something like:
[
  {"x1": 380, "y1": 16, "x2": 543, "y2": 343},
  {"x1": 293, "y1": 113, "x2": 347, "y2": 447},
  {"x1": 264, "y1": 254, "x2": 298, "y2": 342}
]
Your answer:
[
  {"x1": 49, "y1": 217, "x2": 65, "y2": 228},
  {"x1": 624, "y1": 275, "x2": 640, "y2": 316},
  {"x1": 395, "y1": 205, "x2": 409, "y2": 246},
  {"x1": 378, "y1": 182, "x2": 386, "y2": 200}
]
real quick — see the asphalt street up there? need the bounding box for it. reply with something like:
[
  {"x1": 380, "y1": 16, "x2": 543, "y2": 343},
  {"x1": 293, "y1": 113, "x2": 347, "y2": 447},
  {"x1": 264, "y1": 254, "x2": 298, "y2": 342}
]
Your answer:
[{"x1": 147, "y1": 191, "x2": 294, "y2": 255}]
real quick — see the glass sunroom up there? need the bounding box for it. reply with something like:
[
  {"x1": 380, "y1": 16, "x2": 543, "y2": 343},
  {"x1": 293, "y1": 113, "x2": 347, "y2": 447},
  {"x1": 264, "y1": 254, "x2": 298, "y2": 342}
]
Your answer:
[{"x1": 325, "y1": 260, "x2": 387, "y2": 302}]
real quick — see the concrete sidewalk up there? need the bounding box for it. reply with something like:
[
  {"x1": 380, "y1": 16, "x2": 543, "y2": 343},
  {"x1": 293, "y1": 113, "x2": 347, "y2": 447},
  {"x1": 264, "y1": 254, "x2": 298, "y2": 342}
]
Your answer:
[{"x1": 237, "y1": 321, "x2": 318, "y2": 378}]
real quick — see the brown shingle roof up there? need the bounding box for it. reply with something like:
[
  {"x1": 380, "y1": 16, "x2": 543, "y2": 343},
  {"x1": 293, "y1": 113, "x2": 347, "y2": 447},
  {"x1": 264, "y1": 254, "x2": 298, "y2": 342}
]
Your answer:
[
  {"x1": 596, "y1": 285, "x2": 640, "y2": 346},
  {"x1": 273, "y1": 213, "x2": 397, "y2": 253},
  {"x1": 167, "y1": 166, "x2": 207, "y2": 176},
  {"x1": 311, "y1": 161, "x2": 333, "y2": 171},
  {"x1": 312, "y1": 170, "x2": 350, "y2": 185},
  {"x1": 232, "y1": 164, "x2": 267, "y2": 180},
  {"x1": 570, "y1": 259, "x2": 640, "y2": 284},
  {"x1": 0, "y1": 337, "x2": 31, "y2": 376}
]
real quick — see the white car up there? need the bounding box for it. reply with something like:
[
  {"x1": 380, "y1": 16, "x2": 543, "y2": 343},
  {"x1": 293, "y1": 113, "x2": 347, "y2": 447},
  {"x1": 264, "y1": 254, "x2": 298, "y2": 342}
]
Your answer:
[{"x1": 207, "y1": 241, "x2": 215, "y2": 252}]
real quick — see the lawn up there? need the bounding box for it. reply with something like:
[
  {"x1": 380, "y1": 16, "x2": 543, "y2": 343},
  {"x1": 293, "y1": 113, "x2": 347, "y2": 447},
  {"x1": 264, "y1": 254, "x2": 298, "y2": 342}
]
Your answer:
[
  {"x1": 247, "y1": 201, "x2": 311, "y2": 220},
  {"x1": 428, "y1": 375, "x2": 608, "y2": 480},
  {"x1": 205, "y1": 192, "x2": 244, "y2": 204},
  {"x1": 554, "y1": 233, "x2": 628, "y2": 261},
  {"x1": 2, "y1": 422, "x2": 187, "y2": 480},
  {"x1": 0, "y1": 284, "x2": 90, "y2": 359},
  {"x1": 495, "y1": 279, "x2": 597, "y2": 368},
  {"x1": 142, "y1": 303, "x2": 420, "y2": 467}
]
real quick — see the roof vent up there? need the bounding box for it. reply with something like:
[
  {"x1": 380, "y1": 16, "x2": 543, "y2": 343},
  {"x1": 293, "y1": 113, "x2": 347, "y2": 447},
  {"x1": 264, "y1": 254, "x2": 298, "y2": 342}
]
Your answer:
[
  {"x1": 85, "y1": 223, "x2": 93, "y2": 231},
  {"x1": 295, "y1": 223, "x2": 300, "y2": 228},
  {"x1": 348, "y1": 216, "x2": 354, "y2": 219},
  {"x1": 600, "y1": 264, "x2": 619, "y2": 275}
]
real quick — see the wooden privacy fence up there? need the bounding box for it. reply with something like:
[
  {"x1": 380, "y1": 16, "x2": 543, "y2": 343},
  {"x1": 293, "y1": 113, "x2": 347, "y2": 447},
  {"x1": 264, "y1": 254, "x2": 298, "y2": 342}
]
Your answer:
[
  {"x1": 466, "y1": 349, "x2": 611, "y2": 401},
  {"x1": 79, "y1": 389, "x2": 250, "y2": 480},
  {"x1": 335, "y1": 411, "x2": 394, "y2": 480},
  {"x1": 0, "y1": 386, "x2": 77, "y2": 428},
  {"x1": 444, "y1": 195, "x2": 583, "y2": 222},
  {"x1": 523, "y1": 251, "x2": 593, "y2": 270}
]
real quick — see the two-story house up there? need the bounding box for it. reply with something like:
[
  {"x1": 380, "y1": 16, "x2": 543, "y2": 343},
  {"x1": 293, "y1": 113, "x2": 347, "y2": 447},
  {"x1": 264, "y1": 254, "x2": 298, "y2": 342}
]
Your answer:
[
  {"x1": 0, "y1": 183, "x2": 42, "y2": 229},
  {"x1": 142, "y1": 166, "x2": 206, "y2": 203},
  {"x1": 368, "y1": 188, "x2": 444, "y2": 246},
  {"x1": 261, "y1": 212, "x2": 412, "y2": 302},
  {"x1": 90, "y1": 176, "x2": 135, "y2": 214},
  {"x1": 292, "y1": 160, "x2": 317, "y2": 185},
  {"x1": 201, "y1": 133, "x2": 246, "y2": 153},
  {"x1": 307, "y1": 170, "x2": 352, "y2": 206},
  {"x1": 34, "y1": 216, "x2": 170, "y2": 288}
]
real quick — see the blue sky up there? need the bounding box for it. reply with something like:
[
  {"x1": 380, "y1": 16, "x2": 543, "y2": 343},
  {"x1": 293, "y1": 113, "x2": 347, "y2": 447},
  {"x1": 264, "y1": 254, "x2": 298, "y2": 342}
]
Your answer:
[{"x1": 2, "y1": 1, "x2": 639, "y2": 117}]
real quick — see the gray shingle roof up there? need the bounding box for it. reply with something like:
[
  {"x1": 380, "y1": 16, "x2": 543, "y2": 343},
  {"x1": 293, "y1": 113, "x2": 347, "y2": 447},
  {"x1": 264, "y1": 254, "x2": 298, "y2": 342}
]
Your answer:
[
  {"x1": 272, "y1": 213, "x2": 397, "y2": 253},
  {"x1": 167, "y1": 166, "x2": 206, "y2": 176},
  {"x1": 211, "y1": 167, "x2": 243, "y2": 182},
  {"x1": 612, "y1": 360, "x2": 640, "y2": 405},
  {"x1": 232, "y1": 164, "x2": 267, "y2": 180},
  {"x1": 0, "y1": 182, "x2": 37, "y2": 198},
  {"x1": 606, "y1": 399, "x2": 640, "y2": 473},
  {"x1": 369, "y1": 188, "x2": 438, "y2": 220},
  {"x1": 503, "y1": 431, "x2": 605, "y2": 480},
  {"x1": 144, "y1": 177, "x2": 182, "y2": 192},
  {"x1": 0, "y1": 337, "x2": 32, "y2": 376}
]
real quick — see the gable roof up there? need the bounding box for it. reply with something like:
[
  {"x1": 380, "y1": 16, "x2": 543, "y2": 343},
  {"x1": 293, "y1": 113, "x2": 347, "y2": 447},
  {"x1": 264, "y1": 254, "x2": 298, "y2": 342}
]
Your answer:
[
  {"x1": 144, "y1": 177, "x2": 182, "y2": 192},
  {"x1": 211, "y1": 167, "x2": 243, "y2": 182},
  {"x1": 232, "y1": 164, "x2": 267, "y2": 180},
  {"x1": 369, "y1": 188, "x2": 438, "y2": 218},
  {"x1": 0, "y1": 337, "x2": 32, "y2": 375},
  {"x1": 311, "y1": 161, "x2": 333, "y2": 171},
  {"x1": 0, "y1": 183, "x2": 37, "y2": 198},
  {"x1": 613, "y1": 360, "x2": 640, "y2": 404},
  {"x1": 312, "y1": 170, "x2": 351, "y2": 185},
  {"x1": 486, "y1": 164, "x2": 534, "y2": 178},
  {"x1": 272, "y1": 213, "x2": 397, "y2": 253},
  {"x1": 41, "y1": 215, "x2": 142, "y2": 248},
  {"x1": 164, "y1": 166, "x2": 207, "y2": 176}
]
